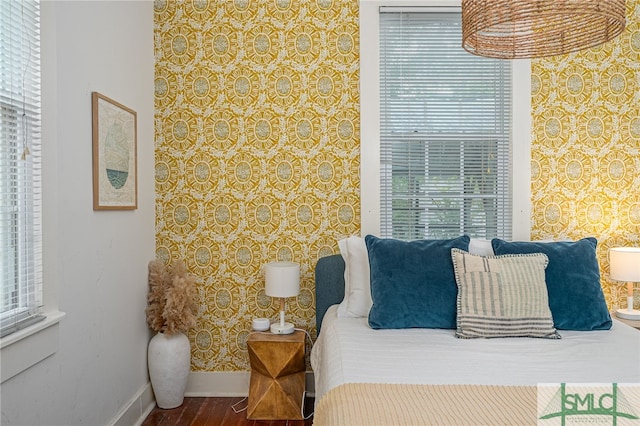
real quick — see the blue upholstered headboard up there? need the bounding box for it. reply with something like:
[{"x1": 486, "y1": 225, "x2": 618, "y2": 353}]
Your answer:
[{"x1": 314, "y1": 254, "x2": 345, "y2": 334}]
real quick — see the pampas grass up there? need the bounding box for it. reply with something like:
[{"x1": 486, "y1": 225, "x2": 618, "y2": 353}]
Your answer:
[{"x1": 146, "y1": 260, "x2": 197, "y2": 335}]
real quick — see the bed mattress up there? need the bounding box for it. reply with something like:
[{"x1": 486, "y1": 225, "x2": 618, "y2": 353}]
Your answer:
[{"x1": 311, "y1": 305, "x2": 640, "y2": 402}]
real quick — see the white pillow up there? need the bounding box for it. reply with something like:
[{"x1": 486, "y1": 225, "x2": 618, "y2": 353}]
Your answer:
[
  {"x1": 469, "y1": 238, "x2": 494, "y2": 256},
  {"x1": 336, "y1": 236, "x2": 372, "y2": 318}
]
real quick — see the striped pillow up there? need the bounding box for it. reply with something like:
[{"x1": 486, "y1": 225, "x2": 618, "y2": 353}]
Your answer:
[{"x1": 451, "y1": 249, "x2": 560, "y2": 339}]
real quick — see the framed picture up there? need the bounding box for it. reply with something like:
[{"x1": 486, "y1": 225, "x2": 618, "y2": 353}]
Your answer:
[{"x1": 92, "y1": 92, "x2": 137, "y2": 210}]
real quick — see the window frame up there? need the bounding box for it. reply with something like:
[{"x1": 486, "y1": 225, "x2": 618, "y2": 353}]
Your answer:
[
  {"x1": 0, "y1": 0, "x2": 64, "y2": 384},
  {"x1": 360, "y1": 0, "x2": 532, "y2": 240},
  {"x1": 0, "y1": 0, "x2": 45, "y2": 338}
]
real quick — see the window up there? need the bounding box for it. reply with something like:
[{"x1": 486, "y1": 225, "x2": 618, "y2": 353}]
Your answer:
[
  {"x1": 378, "y1": 7, "x2": 512, "y2": 241},
  {"x1": 0, "y1": 0, "x2": 43, "y2": 337}
]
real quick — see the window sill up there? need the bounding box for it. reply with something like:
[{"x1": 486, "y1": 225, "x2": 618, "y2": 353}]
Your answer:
[{"x1": 0, "y1": 311, "x2": 66, "y2": 383}]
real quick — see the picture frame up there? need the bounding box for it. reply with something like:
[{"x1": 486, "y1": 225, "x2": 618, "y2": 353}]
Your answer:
[{"x1": 92, "y1": 92, "x2": 138, "y2": 210}]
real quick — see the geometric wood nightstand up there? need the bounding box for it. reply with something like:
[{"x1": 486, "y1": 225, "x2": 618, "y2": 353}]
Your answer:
[{"x1": 246, "y1": 330, "x2": 305, "y2": 420}]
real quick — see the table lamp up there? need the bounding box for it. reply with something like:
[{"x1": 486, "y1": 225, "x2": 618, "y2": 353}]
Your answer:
[
  {"x1": 609, "y1": 247, "x2": 640, "y2": 321},
  {"x1": 264, "y1": 261, "x2": 300, "y2": 334}
]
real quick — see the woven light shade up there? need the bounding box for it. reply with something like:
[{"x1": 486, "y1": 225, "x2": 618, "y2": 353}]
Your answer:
[{"x1": 462, "y1": 0, "x2": 626, "y2": 59}]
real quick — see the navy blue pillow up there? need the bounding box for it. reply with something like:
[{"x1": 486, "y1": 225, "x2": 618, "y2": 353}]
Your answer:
[
  {"x1": 366, "y1": 234, "x2": 470, "y2": 329},
  {"x1": 491, "y1": 238, "x2": 611, "y2": 331}
]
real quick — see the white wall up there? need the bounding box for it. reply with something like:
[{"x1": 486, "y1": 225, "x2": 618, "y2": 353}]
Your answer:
[{"x1": 0, "y1": 1, "x2": 155, "y2": 425}]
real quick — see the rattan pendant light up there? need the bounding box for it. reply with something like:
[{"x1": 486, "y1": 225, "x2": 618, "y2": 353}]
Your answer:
[{"x1": 462, "y1": 0, "x2": 626, "y2": 59}]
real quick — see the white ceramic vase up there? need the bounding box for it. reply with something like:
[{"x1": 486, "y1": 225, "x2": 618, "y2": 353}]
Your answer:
[{"x1": 148, "y1": 331, "x2": 191, "y2": 409}]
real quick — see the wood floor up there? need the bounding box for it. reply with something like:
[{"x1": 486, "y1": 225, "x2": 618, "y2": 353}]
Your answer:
[{"x1": 141, "y1": 397, "x2": 314, "y2": 426}]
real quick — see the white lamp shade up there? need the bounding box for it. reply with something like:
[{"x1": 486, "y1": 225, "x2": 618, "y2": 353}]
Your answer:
[
  {"x1": 264, "y1": 262, "x2": 300, "y2": 298},
  {"x1": 609, "y1": 247, "x2": 640, "y2": 282}
]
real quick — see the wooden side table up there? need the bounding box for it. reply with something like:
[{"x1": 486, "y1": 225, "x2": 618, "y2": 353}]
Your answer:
[{"x1": 246, "y1": 330, "x2": 305, "y2": 420}]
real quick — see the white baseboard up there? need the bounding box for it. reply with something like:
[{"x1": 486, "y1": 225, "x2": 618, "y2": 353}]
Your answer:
[
  {"x1": 185, "y1": 371, "x2": 315, "y2": 397},
  {"x1": 186, "y1": 371, "x2": 250, "y2": 397},
  {"x1": 110, "y1": 382, "x2": 155, "y2": 426}
]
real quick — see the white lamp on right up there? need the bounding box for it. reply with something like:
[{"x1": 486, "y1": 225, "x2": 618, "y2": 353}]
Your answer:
[{"x1": 609, "y1": 247, "x2": 640, "y2": 321}]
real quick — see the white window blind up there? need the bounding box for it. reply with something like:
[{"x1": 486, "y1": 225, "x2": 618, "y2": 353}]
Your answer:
[
  {"x1": 0, "y1": 0, "x2": 44, "y2": 338},
  {"x1": 379, "y1": 9, "x2": 512, "y2": 241}
]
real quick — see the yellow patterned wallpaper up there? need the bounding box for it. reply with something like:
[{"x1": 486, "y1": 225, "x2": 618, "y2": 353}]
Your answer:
[
  {"x1": 531, "y1": 1, "x2": 640, "y2": 311},
  {"x1": 155, "y1": 0, "x2": 640, "y2": 372},
  {"x1": 154, "y1": 0, "x2": 360, "y2": 371}
]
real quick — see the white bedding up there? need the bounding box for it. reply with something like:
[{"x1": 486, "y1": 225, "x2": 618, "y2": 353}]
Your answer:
[{"x1": 311, "y1": 305, "x2": 640, "y2": 402}]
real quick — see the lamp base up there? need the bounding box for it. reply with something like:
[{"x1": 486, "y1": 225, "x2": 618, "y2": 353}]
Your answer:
[
  {"x1": 270, "y1": 322, "x2": 295, "y2": 334},
  {"x1": 616, "y1": 308, "x2": 640, "y2": 321}
]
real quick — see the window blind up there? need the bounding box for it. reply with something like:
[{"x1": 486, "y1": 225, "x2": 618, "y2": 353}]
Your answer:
[
  {"x1": 0, "y1": 0, "x2": 44, "y2": 338},
  {"x1": 379, "y1": 9, "x2": 512, "y2": 241}
]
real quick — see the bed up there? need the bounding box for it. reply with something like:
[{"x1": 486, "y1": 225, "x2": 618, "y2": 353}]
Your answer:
[{"x1": 310, "y1": 237, "x2": 640, "y2": 426}]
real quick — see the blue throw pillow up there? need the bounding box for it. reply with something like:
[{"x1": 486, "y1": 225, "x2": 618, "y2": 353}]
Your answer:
[
  {"x1": 366, "y1": 234, "x2": 470, "y2": 329},
  {"x1": 491, "y1": 238, "x2": 611, "y2": 331}
]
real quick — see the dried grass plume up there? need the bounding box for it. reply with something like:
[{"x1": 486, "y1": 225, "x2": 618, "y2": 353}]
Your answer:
[{"x1": 146, "y1": 259, "x2": 197, "y2": 335}]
